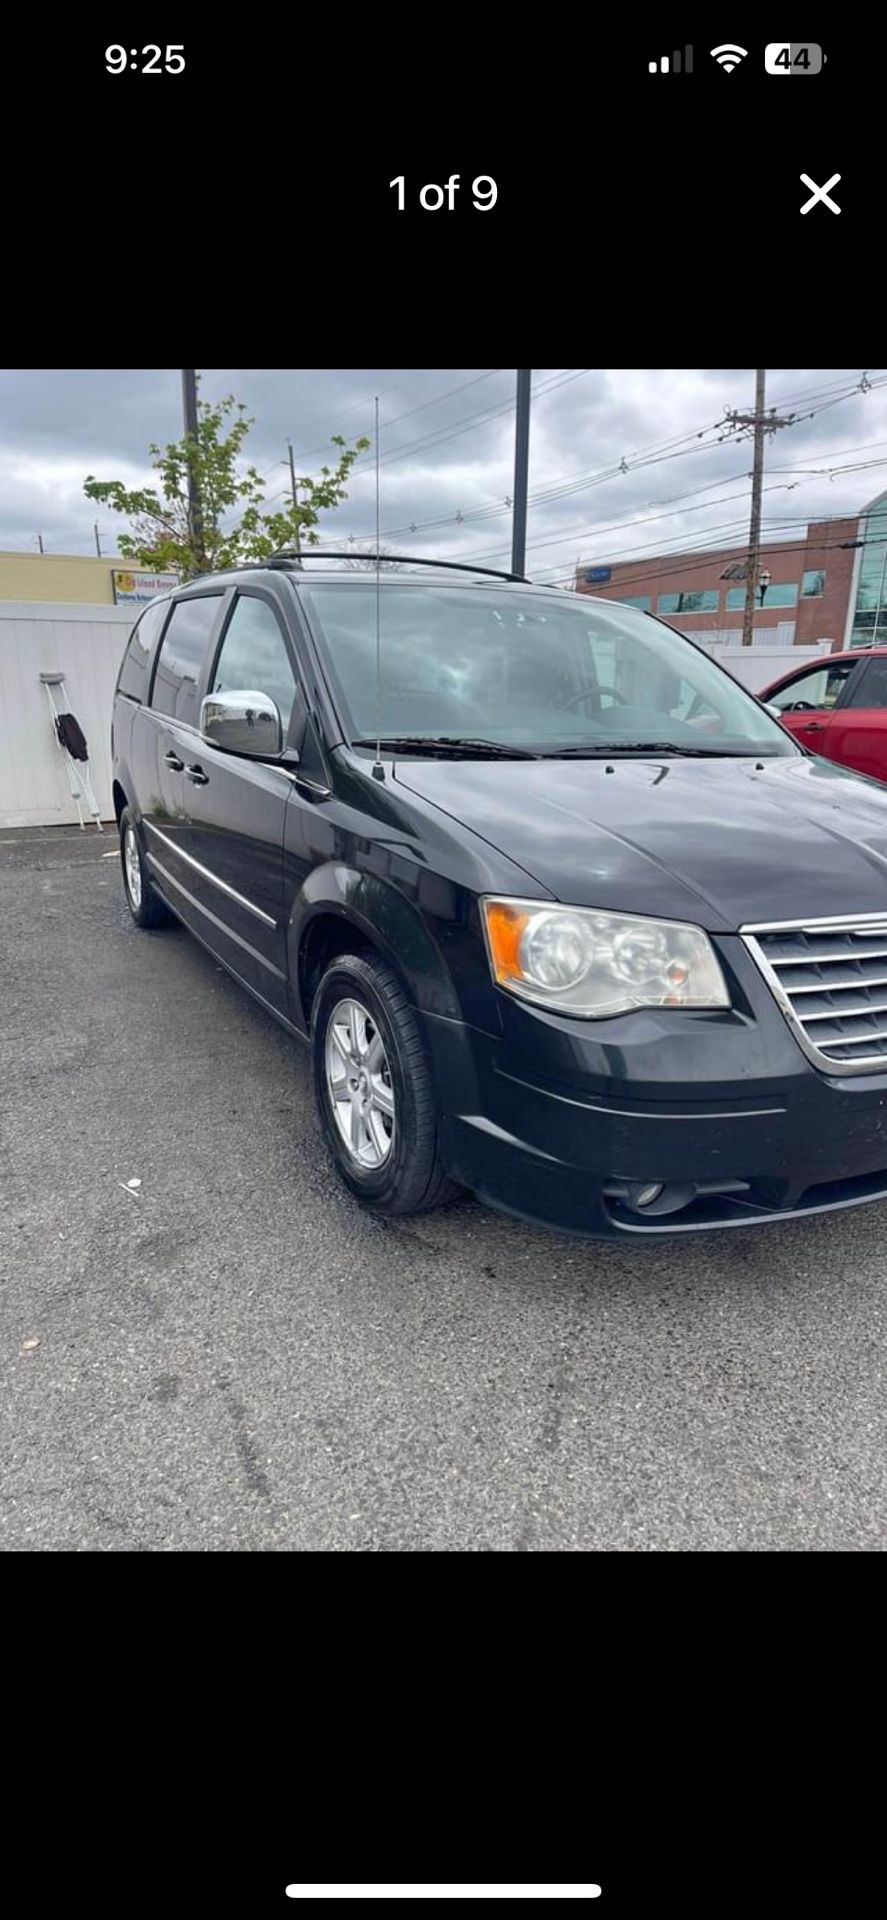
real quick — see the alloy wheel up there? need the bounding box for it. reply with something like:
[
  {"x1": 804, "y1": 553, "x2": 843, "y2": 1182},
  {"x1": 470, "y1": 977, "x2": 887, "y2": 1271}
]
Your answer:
[
  {"x1": 324, "y1": 996, "x2": 395, "y2": 1168},
  {"x1": 124, "y1": 825, "x2": 142, "y2": 911}
]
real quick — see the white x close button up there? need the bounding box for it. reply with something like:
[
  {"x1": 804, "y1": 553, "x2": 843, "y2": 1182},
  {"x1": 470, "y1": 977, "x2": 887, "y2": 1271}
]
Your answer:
[{"x1": 800, "y1": 172, "x2": 841, "y2": 214}]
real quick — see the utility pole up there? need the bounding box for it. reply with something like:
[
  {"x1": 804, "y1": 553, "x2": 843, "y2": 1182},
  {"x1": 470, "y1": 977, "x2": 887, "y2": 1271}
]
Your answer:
[
  {"x1": 37, "y1": 534, "x2": 44, "y2": 554},
  {"x1": 724, "y1": 371, "x2": 795, "y2": 644},
  {"x1": 287, "y1": 440, "x2": 301, "y2": 553},
  {"x1": 94, "y1": 523, "x2": 102, "y2": 557},
  {"x1": 180, "y1": 369, "x2": 206, "y2": 574},
  {"x1": 511, "y1": 369, "x2": 531, "y2": 578}
]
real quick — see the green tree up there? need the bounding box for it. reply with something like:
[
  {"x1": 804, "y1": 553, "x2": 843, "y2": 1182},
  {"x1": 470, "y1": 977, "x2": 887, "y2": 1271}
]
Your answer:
[{"x1": 84, "y1": 385, "x2": 369, "y2": 579}]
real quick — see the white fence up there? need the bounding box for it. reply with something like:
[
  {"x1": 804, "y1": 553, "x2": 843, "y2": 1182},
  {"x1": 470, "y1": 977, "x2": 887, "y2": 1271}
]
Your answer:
[
  {"x1": 688, "y1": 624, "x2": 799, "y2": 650},
  {"x1": 0, "y1": 602, "x2": 133, "y2": 828},
  {"x1": 0, "y1": 609, "x2": 836, "y2": 832},
  {"x1": 697, "y1": 642, "x2": 831, "y2": 693}
]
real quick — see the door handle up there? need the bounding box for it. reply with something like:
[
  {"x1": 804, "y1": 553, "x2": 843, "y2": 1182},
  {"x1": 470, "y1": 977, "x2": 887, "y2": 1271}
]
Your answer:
[
  {"x1": 185, "y1": 764, "x2": 209, "y2": 785},
  {"x1": 801, "y1": 721, "x2": 826, "y2": 733},
  {"x1": 164, "y1": 751, "x2": 184, "y2": 770}
]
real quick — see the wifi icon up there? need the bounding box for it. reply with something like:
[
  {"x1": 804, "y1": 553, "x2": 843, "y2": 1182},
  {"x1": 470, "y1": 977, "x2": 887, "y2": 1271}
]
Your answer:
[{"x1": 710, "y1": 43, "x2": 748, "y2": 71}]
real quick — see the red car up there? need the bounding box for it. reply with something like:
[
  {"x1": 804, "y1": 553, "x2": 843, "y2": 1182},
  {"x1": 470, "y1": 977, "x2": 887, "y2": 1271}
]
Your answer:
[{"x1": 761, "y1": 647, "x2": 887, "y2": 783}]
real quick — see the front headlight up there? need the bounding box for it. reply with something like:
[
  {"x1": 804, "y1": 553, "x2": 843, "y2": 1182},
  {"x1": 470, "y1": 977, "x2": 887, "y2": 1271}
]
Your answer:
[{"x1": 480, "y1": 898, "x2": 729, "y2": 1018}]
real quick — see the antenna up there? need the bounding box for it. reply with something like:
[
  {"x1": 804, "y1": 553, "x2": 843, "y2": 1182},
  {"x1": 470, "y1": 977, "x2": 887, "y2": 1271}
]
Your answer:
[{"x1": 372, "y1": 395, "x2": 385, "y2": 781}]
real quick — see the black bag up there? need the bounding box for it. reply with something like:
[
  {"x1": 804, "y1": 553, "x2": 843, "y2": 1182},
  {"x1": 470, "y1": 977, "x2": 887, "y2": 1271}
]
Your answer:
[{"x1": 56, "y1": 711, "x2": 89, "y2": 761}]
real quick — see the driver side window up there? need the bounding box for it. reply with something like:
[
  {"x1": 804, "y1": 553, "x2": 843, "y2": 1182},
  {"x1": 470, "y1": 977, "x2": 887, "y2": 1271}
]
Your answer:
[
  {"x1": 771, "y1": 661, "x2": 855, "y2": 713},
  {"x1": 211, "y1": 594, "x2": 298, "y2": 736}
]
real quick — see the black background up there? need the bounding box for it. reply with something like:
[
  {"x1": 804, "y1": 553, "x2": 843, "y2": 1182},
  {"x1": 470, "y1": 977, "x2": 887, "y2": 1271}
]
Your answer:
[
  {"x1": 9, "y1": 1577, "x2": 880, "y2": 1920},
  {"x1": 2, "y1": 20, "x2": 877, "y2": 292}
]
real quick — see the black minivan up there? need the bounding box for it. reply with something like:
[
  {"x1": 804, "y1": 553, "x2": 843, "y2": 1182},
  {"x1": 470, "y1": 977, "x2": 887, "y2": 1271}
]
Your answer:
[{"x1": 112, "y1": 554, "x2": 887, "y2": 1237}]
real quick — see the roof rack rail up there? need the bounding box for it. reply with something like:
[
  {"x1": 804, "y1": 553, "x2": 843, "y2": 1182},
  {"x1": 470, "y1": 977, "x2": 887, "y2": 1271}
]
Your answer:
[{"x1": 265, "y1": 549, "x2": 530, "y2": 584}]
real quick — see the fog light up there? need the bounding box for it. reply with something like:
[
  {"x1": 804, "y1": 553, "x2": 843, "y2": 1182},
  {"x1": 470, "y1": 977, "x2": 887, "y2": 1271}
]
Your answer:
[{"x1": 632, "y1": 1182, "x2": 664, "y2": 1209}]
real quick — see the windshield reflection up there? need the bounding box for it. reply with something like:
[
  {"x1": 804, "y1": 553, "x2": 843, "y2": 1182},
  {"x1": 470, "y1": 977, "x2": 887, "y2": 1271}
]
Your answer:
[{"x1": 300, "y1": 582, "x2": 797, "y2": 758}]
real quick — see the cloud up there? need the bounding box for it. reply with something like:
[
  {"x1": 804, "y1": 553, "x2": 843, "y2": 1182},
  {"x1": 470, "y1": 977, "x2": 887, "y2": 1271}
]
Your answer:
[{"x1": 0, "y1": 368, "x2": 884, "y2": 576}]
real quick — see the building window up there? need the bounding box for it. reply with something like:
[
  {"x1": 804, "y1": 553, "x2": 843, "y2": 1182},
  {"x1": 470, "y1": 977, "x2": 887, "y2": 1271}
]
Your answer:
[
  {"x1": 802, "y1": 569, "x2": 827, "y2": 597},
  {"x1": 725, "y1": 582, "x2": 798, "y2": 611},
  {"x1": 850, "y1": 493, "x2": 887, "y2": 647},
  {"x1": 617, "y1": 594, "x2": 652, "y2": 611},
  {"x1": 658, "y1": 590, "x2": 719, "y2": 615}
]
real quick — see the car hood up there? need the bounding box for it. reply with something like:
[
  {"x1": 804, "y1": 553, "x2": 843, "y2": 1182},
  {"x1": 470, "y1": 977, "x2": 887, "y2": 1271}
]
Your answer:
[{"x1": 392, "y1": 753, "x2": 887, "y2": 932}]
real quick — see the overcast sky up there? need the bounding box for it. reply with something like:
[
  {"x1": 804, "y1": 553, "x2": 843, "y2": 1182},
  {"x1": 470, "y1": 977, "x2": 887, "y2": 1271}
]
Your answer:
[{"x1": 1, "y1": 368, "x2": 886, "y2": 583}]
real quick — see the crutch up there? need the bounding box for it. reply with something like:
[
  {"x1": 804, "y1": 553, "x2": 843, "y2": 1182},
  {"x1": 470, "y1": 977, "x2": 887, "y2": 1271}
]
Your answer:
[{"x1": 39, "y1": 671, "x2": 104, "y2": 832}]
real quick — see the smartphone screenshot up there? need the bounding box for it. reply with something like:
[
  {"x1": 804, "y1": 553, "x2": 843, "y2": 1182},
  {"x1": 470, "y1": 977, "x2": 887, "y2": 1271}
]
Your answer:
[{"x1": 1, "y1": 19, "x2": 881, "y2": 1916}]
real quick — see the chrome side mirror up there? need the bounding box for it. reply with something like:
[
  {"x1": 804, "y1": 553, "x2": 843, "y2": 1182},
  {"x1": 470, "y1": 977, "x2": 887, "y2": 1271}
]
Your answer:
[
  {"x1": 200, "y1": 688, "x2": 282, "y2": 757},
  {"x1": 765, "y1": 703, "x2": 784, "y2": 718}
]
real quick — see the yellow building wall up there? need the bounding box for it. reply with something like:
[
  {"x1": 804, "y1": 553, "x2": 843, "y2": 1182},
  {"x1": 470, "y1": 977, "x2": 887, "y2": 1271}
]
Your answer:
[{"x1": 0, "y1": 551, "x2": 127, "y2": 604}]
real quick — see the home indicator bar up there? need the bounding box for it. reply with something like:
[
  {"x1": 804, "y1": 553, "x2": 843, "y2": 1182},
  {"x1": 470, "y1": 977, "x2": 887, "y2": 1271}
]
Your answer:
[{"x1": 648, "y1": 46, "x2": 694, "y2": 72}]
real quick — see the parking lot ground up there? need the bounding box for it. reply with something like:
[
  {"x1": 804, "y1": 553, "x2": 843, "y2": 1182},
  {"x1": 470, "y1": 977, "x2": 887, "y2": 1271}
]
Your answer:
[{"x1": 2, "y1": 823, "x2": 887, "y2": 1551}]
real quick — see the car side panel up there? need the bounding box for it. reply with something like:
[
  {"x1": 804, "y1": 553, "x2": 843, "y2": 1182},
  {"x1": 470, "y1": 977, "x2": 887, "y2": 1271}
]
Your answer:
[
  {"x1": 129, "y1": 704, "x2": 189, "y2": 873},
  {"x1": 777, "y1": 706, "x2": 837, "y2": 755},
  {"x1": 168, "y1": 743, "x2": 292, "y2": 1014},
  {"x1": 821, "y1": 707, "x2": 887, "y2": 783},
  {"x1": 282, "y1": 750, "x2": 551, "y2": 1035}
]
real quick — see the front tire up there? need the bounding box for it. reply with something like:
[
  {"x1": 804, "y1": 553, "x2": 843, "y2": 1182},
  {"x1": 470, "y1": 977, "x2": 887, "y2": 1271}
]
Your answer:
[
  {"x1": 119, "y1": 806, "x2": 173, "y2": 929},
  {"x1": 311, "y1": 952, "x2": 460, "y2": 1216}
]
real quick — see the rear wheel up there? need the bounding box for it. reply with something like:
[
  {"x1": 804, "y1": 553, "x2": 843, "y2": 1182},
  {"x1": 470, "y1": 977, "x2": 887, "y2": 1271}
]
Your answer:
[
  {"x1": 119, "y1": 806, "x2": 173, "y2": 929},
  {"x1": 311, "y1": 952, "x2": 460, "y2": 1215}
]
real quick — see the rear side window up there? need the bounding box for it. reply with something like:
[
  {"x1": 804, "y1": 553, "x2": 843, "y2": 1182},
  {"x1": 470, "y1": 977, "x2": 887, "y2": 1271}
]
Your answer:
[
  {"x1": 847, "y1": 656, "x2": 887, "y2": 710},
  {"x1": 117, "y1": 598, "x2": 169, "y2": 703},
  {"x1": 150, "y1": 595, "x2": 222, "y2": 724}
]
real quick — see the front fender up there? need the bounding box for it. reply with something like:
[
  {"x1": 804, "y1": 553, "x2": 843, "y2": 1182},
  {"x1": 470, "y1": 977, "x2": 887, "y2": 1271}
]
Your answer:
[{"x1": 289, "y1": 861, "x2": 465, "y2": 1028}]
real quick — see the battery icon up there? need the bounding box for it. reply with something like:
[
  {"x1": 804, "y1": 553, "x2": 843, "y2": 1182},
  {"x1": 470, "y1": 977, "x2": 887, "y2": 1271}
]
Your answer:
[{"x1": 765, "y1": 42, "x2": 825, "y2": 73}]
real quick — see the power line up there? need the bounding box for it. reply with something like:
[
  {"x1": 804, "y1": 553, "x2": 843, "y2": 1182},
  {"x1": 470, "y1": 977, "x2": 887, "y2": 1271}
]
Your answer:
[
  {"x1": 372, "y1": 425, "x2": 734, "y2": 541},
  {"x1": 541, "y1": 520, "x2": 887, "y2": 597},
  {"x1": 451, "y1": 434, "x2": 887, "y2": 573},
  {"x1": 559, "y1": 462, "x2": 887, "y2": 570},
  {"x1": 341, "y1": 369, "x2": 592, "y2": 477},
  {"x1": 471, "y1": 384, "x2": 887, "y2": 540},
  {"x1": 323, "y1": 403, "x2": 737, "y2": 546},
  {"x1": 364, "y1": 413, "x2": 740, "y2": 537},
  {"x1": 267, "y1": 370, "x2": 506, "y2": 470},
  {"x1": 534, "y1": 494, "x2": 883, "y2": 583},
  {"x1": 305, "y1": 370, "x2": 883, "y2": 500},
  {"x1": 304, "y1": 373, "x2": 603, "y2": 550},
  {"x1": 350, "y1": 372, "x2": 887, "y2": 548}
]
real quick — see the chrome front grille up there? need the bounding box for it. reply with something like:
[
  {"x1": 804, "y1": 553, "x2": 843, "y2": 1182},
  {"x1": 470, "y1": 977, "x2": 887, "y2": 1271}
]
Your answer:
[{"x1": 742, "y1": 915, "x2": 887, "y2": 1074}]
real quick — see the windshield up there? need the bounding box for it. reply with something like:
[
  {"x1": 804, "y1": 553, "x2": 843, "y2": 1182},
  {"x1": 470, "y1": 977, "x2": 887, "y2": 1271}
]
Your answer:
[{"x1": 299, "y1": 581, "x2": 797, "y2": 757}]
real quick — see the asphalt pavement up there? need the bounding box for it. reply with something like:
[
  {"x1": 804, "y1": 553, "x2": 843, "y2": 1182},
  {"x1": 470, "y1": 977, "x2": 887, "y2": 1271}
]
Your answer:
[{"x1": 2, "y1": 825, "x2": 886, "y2": 1550}]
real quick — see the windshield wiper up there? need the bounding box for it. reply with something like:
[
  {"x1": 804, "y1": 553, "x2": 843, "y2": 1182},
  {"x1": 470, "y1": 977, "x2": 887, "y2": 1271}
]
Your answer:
[
  {"x1": 351, "y1": 736, "x2": 539, "y2": 759},
  {"x1": 545, "y1": 741, "x2": 766, "y2": 759}
]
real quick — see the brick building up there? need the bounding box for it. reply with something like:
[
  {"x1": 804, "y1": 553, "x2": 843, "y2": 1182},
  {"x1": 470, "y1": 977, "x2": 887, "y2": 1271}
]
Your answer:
[{"x1": 575, "y1": 489, "x2": 887, "y2": 653}]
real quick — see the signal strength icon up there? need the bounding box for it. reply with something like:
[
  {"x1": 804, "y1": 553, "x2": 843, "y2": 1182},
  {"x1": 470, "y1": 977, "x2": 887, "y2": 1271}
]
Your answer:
[
  {"x1": 710, "y1": 44, "x2": 748, "y2": 71},
  {"x1": 648, "y1": 46, "x2": 693, "y2": 73}
]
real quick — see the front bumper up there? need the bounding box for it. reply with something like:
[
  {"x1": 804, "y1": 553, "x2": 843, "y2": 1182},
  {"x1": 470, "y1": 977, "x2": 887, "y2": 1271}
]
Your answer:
[{"x1": 422, "y1": 956, "x2": 887, "y2": 1238}]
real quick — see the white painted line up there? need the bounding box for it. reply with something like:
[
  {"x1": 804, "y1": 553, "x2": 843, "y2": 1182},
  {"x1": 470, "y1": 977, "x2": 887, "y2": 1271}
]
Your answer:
[{"x1": 285, "y1": 1891, "x2": 602, "y2": 1902}]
